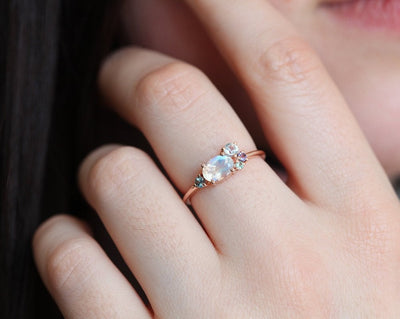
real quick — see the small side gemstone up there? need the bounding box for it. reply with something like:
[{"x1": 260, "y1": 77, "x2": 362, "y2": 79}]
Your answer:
[
  {"x1": 194, "y1": 175, "x2": 206, "y2": 188},
  {"x1": 234, "y1": 161, "x2": 245, "y2": 170},
  {"x1": 222, "y1": 143, "x2": 239, "y2": 156},
  {"x1": 237, "y1": 151, "x2": 248, "y2": 162}
]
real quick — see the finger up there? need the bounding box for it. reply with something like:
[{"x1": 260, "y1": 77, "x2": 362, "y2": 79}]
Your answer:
[
  {"x1": 78, "y1": 145, "x2": 220, "y2": 318},
  {"x1": 98, "y1": 48, "x2": 303, "y2": 254},
  {"x1": 33, "y1": 215, "x2": 151, "y2": 319},
  {"x1": 183, "y1": 0, "x2": 396, "y2": 212}
]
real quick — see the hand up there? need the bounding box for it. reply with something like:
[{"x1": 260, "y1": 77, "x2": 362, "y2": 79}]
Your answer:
[{"x1": 33, "y1": 0, "x2": 400, "y2": 318}]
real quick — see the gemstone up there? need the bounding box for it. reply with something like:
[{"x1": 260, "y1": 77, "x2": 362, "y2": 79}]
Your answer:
[
  {"x1": 194, "y1": 175, "x2": 206, "y2": 188},
  {"x1": 202, "y1": 155, "x2": 234, "y2": 183},
  {"x1": 222, "y1": 143, "x2": 239, "y2": 156},
  {"x1": 237, "y1": 152, "x2": 248, "y2": 162},
  {"x1": 234, "y1": 161, "x2": 245, "y2": 170}
]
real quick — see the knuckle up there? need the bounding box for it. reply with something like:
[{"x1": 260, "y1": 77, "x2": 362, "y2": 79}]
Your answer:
[
  {"x1": 46, "y1": 237, "x2": 97, "y2": 292},
  {"x1": 346, "y1": 215, "x2": 400, "y2": 267},
  {"x1": 135, "y1": 61, "x2": 210, "y2": 115},
  {"x1": 276, "y1": 248, "x2": 330, "y2": 315},
  {"x1": 256, "y1": 36, "x2": 321, "y2": 86},
  {"x1": 87, "y1": 146, "x2": 151, "y2": 200},
  {"x1": 279, "y1": 250, "x2": 320, "y2": 291}
]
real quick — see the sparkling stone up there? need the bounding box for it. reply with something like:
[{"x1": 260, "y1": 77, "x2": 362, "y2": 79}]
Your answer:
[
  {"x1": 237, "y1": 152, "x2": 248, "y2": 162},
  {"x1": 194, "y1": 175, "x2": 206, "y2": 188},
  {"x1": 234, "y1": 161, "x2": 245, "y2": 170},
  {"x1": 202, "y1": 155, "x2": 234, "y2": 183},
  {"x1": 222, "y1": 143, "x2": 239, "y2": 156}
]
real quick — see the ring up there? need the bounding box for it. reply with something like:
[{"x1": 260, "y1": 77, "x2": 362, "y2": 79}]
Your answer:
[{"x1": 183, "y1": 142, "x2": 266, "y2": 205}]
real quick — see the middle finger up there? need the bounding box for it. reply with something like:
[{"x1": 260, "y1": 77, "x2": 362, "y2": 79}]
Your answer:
[
  {"x1": 99, "y1": 47, "x2": 303, "y2": 253},
  {"x1": 183, "y1": 0, "x2": 396, "y2": 212}
]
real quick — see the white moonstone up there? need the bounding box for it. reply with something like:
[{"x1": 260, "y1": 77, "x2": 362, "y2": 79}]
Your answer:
[{"x1": 202, "y1": 155, "x2": 234, "y2": 183}]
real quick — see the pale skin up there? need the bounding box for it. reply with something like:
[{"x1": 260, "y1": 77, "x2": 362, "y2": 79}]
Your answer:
[{"x1": 33, "y1": 0, "x2": 400, "y2": 318}]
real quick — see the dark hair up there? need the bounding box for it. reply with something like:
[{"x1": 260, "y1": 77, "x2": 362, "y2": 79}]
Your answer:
[{"x1": 0, "y1": 0, "x2": 146, "y2": 317}]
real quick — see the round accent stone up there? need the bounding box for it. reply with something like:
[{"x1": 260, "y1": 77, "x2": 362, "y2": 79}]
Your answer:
[
  {"x1": 194, "y1": 175, "x2": 206, "y2": 188},
  {"x1": 234, "y1": 161, "x2": 245, "y2": 170},
  {"x1": 237, "y1": 152, "x2": 248, "y2": 162},
  {"x1": 202, "y1": 155, "x2": 234, "y2": 183},
  {"x1": 222, "y1": 143, "x2": 239, "y2": 156}
]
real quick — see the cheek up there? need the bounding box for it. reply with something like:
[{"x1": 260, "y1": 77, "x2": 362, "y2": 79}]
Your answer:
[
  {"x1": 122, "y1": 1, "x2": 213, "y2": 63},
  {"x1": 309, "y1": 32, "x2": 400, "y2": 177},
  {"x1": 343, "y1": 78, "x2": 400, "y2": 178},
  {"x1": 122, "y1": 0, "x2": 189, "y2": 51},
  {"x1": 122, "y1": 0, "x2": 231, "y2": 82}
]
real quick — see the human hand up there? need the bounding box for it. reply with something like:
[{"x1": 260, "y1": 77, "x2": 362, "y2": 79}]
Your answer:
[{"x1": 33, "y1": 1, "x2": 400, "y2": 318}]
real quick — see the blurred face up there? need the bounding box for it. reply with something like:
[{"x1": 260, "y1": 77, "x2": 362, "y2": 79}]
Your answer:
[{"x1": 121, "y1": 0, "x2": 400, "y2": 178}]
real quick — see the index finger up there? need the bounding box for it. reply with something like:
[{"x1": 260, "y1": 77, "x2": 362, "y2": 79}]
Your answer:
[{"x1": 184, "y1": 0, "x2": 396, "y2": 212}]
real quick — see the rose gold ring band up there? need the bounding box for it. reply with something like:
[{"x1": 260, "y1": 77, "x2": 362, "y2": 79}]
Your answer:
[{"x1": 183, "y1": 143, "x2": 266, "y2": 205}]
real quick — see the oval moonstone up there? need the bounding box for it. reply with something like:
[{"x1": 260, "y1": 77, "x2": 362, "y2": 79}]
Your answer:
[{"x1": 202, "y1": 155, "x2": 234, "y2": 183}]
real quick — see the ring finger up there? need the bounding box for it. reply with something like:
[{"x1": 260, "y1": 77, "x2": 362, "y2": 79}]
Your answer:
[{"x1": 98, "y1": 47, "x2": 302, "y2": 254}]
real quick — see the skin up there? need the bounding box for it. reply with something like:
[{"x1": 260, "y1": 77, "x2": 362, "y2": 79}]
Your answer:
[
  {"x1": 33, "y1": 0, "x2": 400, "y2": 318},
  {"x1": 120, "y1": 0, "x2": 400, "y2": 177}
]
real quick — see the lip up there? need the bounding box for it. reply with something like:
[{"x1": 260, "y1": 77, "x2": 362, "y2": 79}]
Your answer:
[{"x1": 320, "y1": 0, "x2": 400, "y2": 33}]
